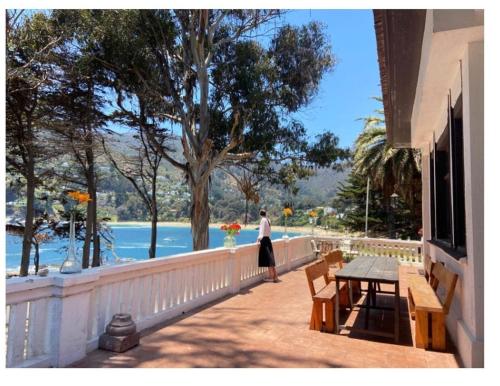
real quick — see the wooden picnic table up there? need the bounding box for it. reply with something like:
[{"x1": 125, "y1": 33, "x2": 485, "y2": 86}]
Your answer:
[{"x1": 334, "y1": 255, "x2": 400, "y2": 342}]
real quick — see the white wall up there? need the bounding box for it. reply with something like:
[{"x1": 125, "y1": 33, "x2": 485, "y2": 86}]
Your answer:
[
  {"x1": 460, "y1": 40, "x2": 484, "y2": 367},
  {"x1": 419, "y1": 39, "x2": 484, "y2": 368}
]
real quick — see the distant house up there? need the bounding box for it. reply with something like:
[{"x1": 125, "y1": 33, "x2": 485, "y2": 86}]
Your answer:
[
  {"x1": 375, "y1": 10, "x2": 483, "y2": 367},
  {"x1": 323, "y1": 206, "x2": 335, "y2": 215}
]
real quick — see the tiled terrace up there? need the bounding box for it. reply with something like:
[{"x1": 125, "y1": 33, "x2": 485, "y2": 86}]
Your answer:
[{"x1": 72, "y1": 264, "x2": 461, "y2": 368}]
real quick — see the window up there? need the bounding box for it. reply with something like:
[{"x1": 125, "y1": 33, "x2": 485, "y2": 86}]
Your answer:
[
  {"x1": 429, "y1": 94, "x2": 466, "y2": 257},
  {"x1": 430, "y1": 151, "x2": 435, "y2": 238},
  {"x1": 451, "y1": 95, "x2": 466, "y2": 252}
]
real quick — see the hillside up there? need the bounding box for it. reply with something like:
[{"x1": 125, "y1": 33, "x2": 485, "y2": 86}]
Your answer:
[{"x1": 6, "y1": 131, "x2": 348, "y2": 225}]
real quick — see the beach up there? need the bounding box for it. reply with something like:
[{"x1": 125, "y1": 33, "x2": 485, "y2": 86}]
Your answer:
[
  {"x1": 8, "y1": 222, "x2": 337, "y2": 275},
  {"x1": 107, "y1": 220, "x2": 343, "y2": 236}
]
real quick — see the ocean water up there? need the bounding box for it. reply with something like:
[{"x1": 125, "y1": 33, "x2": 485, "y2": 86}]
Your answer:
[{"x1": 5, "y1": 224, "x2": 300, "y2": 270}]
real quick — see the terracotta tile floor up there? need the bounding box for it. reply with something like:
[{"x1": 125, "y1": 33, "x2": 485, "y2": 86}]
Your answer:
[{"x1": 72, "y1": 264, "x2": 461, "y2": 368}]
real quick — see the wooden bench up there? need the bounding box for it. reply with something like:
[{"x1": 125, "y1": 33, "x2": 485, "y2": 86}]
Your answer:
[
  {"x1": 305, "y1": 260, "x2": 348, "y2": 332},
  {"x1": 408, "y1": 262, "x2": 458, "y2": 350},
  {"x1": 417, "y1": 254, "x2": 435, "y2": 282}
]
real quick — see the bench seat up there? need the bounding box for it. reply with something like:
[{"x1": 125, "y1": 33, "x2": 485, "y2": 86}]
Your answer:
[
  {"x1": 408, "y1": 275, "x2": 443, "y2": 314},
  {"x1": 306, "y1": 259, "x2": 350, "y2": 333},
  {"x1": 314, "y1": 280, "x2": 346, "y2": 300},
  {"x1": 407, "y1": 262, "x2": 458, "y2": 351}
]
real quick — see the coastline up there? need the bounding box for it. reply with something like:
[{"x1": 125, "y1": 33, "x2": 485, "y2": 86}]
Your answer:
[
  {"x1": 107, "y1": 221, "x2": 342, "y2": 236},
  {"x1": 7, "y1": 222, "x2": 353, "y2": 276}
]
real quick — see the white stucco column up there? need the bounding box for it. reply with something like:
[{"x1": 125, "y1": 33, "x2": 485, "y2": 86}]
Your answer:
[
  {"x1": 458, "y1": 39, "x2": 484, "y2": 368},
  {"x1": 48, "y1": 272, "x2": 100, "y2": 367},
  {"x1": 229, "y1": 249, "x2": 241, "y2": 294}
]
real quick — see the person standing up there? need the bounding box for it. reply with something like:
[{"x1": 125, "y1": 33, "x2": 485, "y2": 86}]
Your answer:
[{"x1": 257, "y1": 209, "x2": 278, "y2": 282}]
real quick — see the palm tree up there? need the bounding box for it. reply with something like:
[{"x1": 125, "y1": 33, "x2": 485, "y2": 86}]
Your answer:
[{"x1": 353, "y1": 109, "x2": 422, "y2": 232}]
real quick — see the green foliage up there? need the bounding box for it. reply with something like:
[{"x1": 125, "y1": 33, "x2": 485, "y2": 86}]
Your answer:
[
  {"x1": 334, "y1": 173, "x2": 385, "y2": 233},
  {"x1": 57, "y1": 10, "x2": 350, "y2": 190},
  {"x1": 334, "y1": 101, "x2": 422, "y2": 239},
  {"x1": 7, "y1": 10, "x2": 357, "y2": 258},
  {"x1": 353, "y1": 112, "x2": 421, "y2": 206}
]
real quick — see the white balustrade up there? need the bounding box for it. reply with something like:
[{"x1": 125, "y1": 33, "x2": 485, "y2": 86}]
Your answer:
[
  {"x1": 5, "y1": 235, "x2": 422, "y2": 368},
  {"x1": 5, "y1": 235, "x2": 315, "y2": 368},
  {"x1": 313, "y1": 236, "x2": 423, "y2": 265}
]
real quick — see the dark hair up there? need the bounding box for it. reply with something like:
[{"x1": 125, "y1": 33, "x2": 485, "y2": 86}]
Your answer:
[{"x1": 259, "y1": 209, "x2": 266, "y2": 216}]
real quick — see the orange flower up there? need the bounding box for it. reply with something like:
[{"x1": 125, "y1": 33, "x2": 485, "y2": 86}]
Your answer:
[
  {"x1": 68, "y1": 191, "x2": 92, "y2": 204},
  {"x1": 67, "y1": 191, "x2": 80, "y2": 201},
  {"x1": 308, "y1": 210, "x2": 318, "y2": 218},
  {"x1": 221, "y1": 223, "x2": 241, "y2": 236},
  {"x1": 283, "y1": 207, "x2": 293, "y2": 217}
]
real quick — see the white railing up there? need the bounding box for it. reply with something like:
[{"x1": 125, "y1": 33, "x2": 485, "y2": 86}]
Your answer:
[
  {"x1": 5, "y1": 277, "x2": 54, "y2": 368},
  {"x1": 313, "y1": 236, "x2": 423, "y2": 265},
  {"x1": 5, "y1": 235, "x2": 423, "y2": 368},
  {"x1": 5, "y1": 235, "x2": 316, "y2": 368}
]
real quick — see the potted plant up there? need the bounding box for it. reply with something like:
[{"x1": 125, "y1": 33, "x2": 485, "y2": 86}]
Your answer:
[
  {"x1": 220, "y1": 223, "x2": 241, "y2": 248},
  {"x1": 308, "y1": 209, "x2": 318, "y2": 235},
  {"x1": 60, "y1": 190, "x2": 91, "y2": 274},
  {"x1": 282, "y1": 207, "x2": 293, "y2": 238}
]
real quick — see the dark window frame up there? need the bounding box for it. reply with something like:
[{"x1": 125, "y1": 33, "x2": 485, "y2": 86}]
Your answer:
[
  {"x1": 430, "y1": 147, "x2": 436, "y2": 239},
  {"x1": 429, "y1": 93, "x2": 467, "y2": 258}
]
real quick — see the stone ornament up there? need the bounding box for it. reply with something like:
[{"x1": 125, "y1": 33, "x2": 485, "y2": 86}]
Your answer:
[{"x1": 98, "y1": 313, "x2": 140, "y2": 353}]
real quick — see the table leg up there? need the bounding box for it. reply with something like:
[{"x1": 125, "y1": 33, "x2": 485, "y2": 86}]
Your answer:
[
  {"x1": 365, "y1": 280, "x2": 371, "y2": 329},
  {"x1": 348, "y1": 280, "x2": 353, "y2": 310},
  {"x1": 335, "y1": 279, "x2": 340, "y2": 334},
  {"x1": 395, "y1": 281, "x2": 400, "y2": 342}
]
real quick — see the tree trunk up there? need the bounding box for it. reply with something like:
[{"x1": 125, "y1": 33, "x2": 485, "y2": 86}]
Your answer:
[
  {"x1": 149, "y1": 174, "x2": 158, "y2": 259},
  {"x1": 244, "y1": 199, "x2": 249, "y2": 226},
  {"x1": 92, "y1": 234, "x2": 100, "y2": 267},
  {"x1": 149, "y1": 206, "x2": 158, "y2": 259},
  {"x1": 90, "y1": 170, "x2": 99, "y2": 267},
  {"x1": 82, "y1": 196, "x2": 92, "y2": 268},
  {"x1": 20, "y1": 155, "x2": 35, "y2": 276},
  {"x1": 82, "y1": 147, "x2": 95, "y2": 268},
  {"x1": 190, "y1": 179, "x2": 210, "y2": 250},
  {"x1": 34, "y1": 242, "x2": 40, "y2": 274},
  {"x1": 91, "y1": 201, "x2": 100, "y2": 267}
]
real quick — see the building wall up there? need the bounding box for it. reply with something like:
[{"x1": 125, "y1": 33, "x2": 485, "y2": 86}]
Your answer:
[{"x1": 419, "y1": 39, "x2": 484, "y2": 367}]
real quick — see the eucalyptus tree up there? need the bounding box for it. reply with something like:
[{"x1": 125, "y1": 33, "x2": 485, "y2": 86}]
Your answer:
[
  {"x1": 53, "y1": 9, "x2": 349, "y2": 250},
  {"x1": 6, "y1": 11, "x2": 62, "y2": 276}
]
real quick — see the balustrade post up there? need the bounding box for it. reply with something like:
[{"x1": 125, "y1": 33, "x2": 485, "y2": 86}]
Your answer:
[
  {"x1": 48, "y1": 272, "x2": 99, "y2": 367},
  {"x1": 229, "y1": 249, "x2": 241, "y2": 294}
]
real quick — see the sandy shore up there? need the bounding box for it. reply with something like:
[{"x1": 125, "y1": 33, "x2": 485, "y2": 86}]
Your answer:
[{"x1": 106, "y1": 221, "x2": 341, "y2": 236}]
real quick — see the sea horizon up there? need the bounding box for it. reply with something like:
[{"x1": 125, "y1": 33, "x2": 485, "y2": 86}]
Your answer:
[{"x1": 6, "y1": 223, "x2": 303, "y2": 271}]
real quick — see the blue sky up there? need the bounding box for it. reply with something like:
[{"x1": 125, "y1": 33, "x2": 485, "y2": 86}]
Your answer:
[{"x1": 283, "y1": 9, "x2": 382, "y2": 149}]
